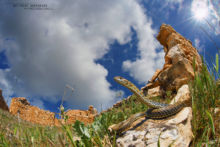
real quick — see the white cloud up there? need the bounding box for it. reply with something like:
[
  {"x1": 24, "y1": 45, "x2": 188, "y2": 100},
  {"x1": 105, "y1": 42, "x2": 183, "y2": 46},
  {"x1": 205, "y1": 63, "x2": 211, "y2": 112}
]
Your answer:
[
  {"x1": 194, "y1": 38, "x2": 204, "y2": 52},
  {"x1": 0, "y1": 0, "x2": 163, "y2": 110},
  {"x1": 122, "y1": 18, "x2": 164, "y2": 84}
]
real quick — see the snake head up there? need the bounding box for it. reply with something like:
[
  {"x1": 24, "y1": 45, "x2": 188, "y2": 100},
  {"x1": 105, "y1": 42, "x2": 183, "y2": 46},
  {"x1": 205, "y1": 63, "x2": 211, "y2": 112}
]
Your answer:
[{"x1": 114, "y1": 76, "x2": 127, "y2": 84}]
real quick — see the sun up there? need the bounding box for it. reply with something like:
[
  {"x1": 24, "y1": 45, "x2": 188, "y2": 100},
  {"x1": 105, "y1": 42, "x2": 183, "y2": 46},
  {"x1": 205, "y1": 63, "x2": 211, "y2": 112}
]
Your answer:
[
  {"x1": 194, "y1": 7, "x2": 208, "y2": 20},
  {"x1": 191, "y1": 0, "x2": 209, "y2": 20}
]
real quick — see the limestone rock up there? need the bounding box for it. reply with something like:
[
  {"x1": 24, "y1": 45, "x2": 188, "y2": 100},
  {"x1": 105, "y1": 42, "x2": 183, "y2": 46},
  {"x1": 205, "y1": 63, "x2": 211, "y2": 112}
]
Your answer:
[
  {"x1": 145, "y1": 86, "x2": 162, "y2": 97},
  {"x1": 142, "y1": 24, "x2": 202, "y2": 93},
  {"x1": 170, "y1": 84, "x2": 191, "y2": 104},
  {"x1": 0, "y1": 89, "x2": 9, "y2": 111},
  {"x1": 158, "y1": 57, "x2": 194, "y2": 91},
  {"x1": 116, "y1": 107, "x2": 192, "y2": 147}
]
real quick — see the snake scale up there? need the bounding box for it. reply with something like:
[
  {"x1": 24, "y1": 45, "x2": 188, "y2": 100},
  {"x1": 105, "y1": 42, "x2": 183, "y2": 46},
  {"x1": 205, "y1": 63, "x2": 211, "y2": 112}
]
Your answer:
[{"x1": 111, "y1": 76, "x2": 191, "y2": 133}]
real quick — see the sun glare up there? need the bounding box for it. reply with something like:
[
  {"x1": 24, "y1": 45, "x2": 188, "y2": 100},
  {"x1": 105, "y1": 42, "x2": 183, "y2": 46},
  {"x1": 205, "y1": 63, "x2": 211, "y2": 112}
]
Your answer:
[{"x1": 191, "y1": 1, "x2": 209, "y2": 20}]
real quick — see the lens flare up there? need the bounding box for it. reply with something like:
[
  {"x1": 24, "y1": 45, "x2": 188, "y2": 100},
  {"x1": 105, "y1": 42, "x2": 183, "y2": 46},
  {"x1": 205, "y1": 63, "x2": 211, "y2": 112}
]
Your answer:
[{"x1": 191, "y1": 0, "x2": 209, "y2": 20}]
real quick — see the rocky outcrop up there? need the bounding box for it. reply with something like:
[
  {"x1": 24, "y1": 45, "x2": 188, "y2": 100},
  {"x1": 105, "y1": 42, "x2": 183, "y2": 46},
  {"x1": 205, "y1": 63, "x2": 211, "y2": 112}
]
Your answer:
[
  {"x1": 9, "y1": 97, "x2": 98, "y2": 126},
  {"x1": 0, "y1": 89, "x2": 9, "y2": 111},
  {"x1": 10, "y1": 97, "x2": 56, "y2": 126},
  {"x1": 142, "y1": 24, "x2": 202, "y2": 94},
  {"x1": 110, "y1": 24, "x2": 202, "y2": 147},
  {"x1": 65, "y1": 105, "x2": 98, "y2": 125}
]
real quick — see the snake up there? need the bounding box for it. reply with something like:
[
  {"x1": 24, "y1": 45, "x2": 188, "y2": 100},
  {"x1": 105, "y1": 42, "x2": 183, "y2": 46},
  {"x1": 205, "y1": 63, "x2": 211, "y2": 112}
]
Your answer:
[{"x1": 111, "y1": 76, "x2": 191, "y2": 133}]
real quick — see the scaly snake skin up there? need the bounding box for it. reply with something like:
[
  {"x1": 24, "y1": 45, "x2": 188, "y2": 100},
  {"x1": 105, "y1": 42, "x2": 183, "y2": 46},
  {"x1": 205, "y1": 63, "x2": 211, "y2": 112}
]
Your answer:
[{"x1": 111, "y1": 76, "x2": 191, "y2": 133}]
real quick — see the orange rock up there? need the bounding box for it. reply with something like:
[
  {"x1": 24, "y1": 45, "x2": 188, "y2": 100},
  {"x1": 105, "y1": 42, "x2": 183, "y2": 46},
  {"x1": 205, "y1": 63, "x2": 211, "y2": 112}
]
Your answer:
[
  {"x1": 10, "y1": 97, "x2": 56, "y2": 126},
  {"x1": 65, "y1": 105, "x2": 97, "y2": 125},
  {"x1": 9, "y1": 97, "x2": 98, "y2": 126},
  {"x1": 0, "y1": 89, "x2": 9, "y2": 111},
  {"x1": 142, "y1": 24, "x2": 202, "y2": 94}
]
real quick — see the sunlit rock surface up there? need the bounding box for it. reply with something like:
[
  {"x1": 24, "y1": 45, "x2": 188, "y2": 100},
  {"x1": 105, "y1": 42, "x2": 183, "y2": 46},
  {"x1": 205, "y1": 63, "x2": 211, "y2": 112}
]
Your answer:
[
  {"x1": 10, "y1": 97, "x2": 56, "y2": 126},
  {"x1": 142, "y1": 24, "x2": 202, "y2": 94}
]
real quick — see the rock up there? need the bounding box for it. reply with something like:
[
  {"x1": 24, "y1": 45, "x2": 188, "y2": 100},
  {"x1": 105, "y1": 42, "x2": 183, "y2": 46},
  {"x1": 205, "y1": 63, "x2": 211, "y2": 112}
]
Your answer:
[
  {"x1": 158, "y1": 58, "x2": 194, "y2": 91},
  {"x1": 142, "y1": 24, "x2": 202, "y2": 93},
  {"x1": 144, "y1": 86, "x2": 162, "y2": 97},
  {"x1": 88, "y1": 105, "x2": 98, "y2": 115},
  {"x1": 116, "y1": 107, "x2": 192, "y2": 147},
  {"x1": 65, "y1": 105, "x2": 98, "y2": 125},
  {"x1": 10, "y1": 97, "x2": 56, "y2": 126},
  {"x1": 170, "y1": 84, "x2": 191, "y2": 104},
  {"x1": 0, "y1": 89, "x2": 9, "y2": 111},
  {"x1": 9, "y1": 97, "x2": 98, "y2": 126}
]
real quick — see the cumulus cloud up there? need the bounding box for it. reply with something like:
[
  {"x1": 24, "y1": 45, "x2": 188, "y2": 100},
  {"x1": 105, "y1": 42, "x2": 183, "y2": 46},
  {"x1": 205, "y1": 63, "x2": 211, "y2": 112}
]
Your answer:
[
  {"x1": 0, "y1": 0, "x2": 163, "y2": 110},
  {"x1": 122, "y1": 19, "x2": 164, "y2": 84}
]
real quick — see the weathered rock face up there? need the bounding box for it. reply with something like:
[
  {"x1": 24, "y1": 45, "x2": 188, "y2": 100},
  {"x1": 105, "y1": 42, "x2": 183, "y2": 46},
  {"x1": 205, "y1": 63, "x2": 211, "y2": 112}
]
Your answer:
[
  {"x1": 9, "y1": 97, "x2": 97, "y2": 126},
  {"x1": 65, "y1": 105, "x2": 98, "y2": 125},
  {"x1": 0, "y1": 89, "x2": 9, "y2": 111},
  {"x1": 116, "y1": 107, "x2": 193, "y2": 147},
  {"x1": 10, "y1": 97, "x2": 56, "y2": 126},
  {"x1": 143, "y1": 24, "x2": 202, "y2": 94}
]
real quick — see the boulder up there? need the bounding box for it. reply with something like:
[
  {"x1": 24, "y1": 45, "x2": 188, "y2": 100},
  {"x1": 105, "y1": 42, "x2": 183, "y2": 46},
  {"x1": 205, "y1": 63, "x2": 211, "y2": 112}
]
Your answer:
[{"x1": 116, "y1": 107, "x2": 192, "y2": 147}]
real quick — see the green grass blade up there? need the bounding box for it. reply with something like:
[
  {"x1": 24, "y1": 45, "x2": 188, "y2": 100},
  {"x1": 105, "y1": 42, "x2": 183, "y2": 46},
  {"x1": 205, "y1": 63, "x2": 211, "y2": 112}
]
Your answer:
[
  {"x1": 215, "y1": 54, "x2": 219, "y2": 73},
  {"x1": 157, "y1": 132, "x2": 162, "y2": 147},
  {"x1": 63, "y1": 125, "x2": 76, "y2": 147},
  {"x1": 205, "y1": 110, "x2": 215, "y2": 137}
]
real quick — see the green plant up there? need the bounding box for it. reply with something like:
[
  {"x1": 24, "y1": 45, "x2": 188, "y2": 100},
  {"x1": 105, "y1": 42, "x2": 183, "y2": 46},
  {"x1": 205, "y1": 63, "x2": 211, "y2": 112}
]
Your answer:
[{"x1": 190, "y1": 54, "x2": 220, "y2": 146}]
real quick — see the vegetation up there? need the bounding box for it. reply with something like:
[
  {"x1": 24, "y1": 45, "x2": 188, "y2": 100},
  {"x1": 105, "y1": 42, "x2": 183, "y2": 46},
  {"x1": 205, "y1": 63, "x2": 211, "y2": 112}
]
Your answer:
[
  {"x1": 0, "y1": 55, "x2": 219, "y2": 146},
  {"x1": 190, "y1": 54, "x2": 220, "y2": 146}
]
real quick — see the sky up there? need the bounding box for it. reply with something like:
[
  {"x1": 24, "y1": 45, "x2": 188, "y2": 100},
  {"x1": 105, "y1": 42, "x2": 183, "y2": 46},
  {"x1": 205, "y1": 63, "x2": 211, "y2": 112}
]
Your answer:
[{"x1": 0, "y1": 0, "x2": 219, "y2": 114}]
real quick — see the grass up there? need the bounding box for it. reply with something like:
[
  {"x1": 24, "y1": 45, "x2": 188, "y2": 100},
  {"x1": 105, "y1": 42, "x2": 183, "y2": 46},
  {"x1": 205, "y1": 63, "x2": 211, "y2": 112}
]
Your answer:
[
  {"x1": 0, "y1": 55, "x2": 219, "y2": 146},
  {"x1": 190, "y1": 55, "x2": 220, "y2": 146},
  {"x1": 0, "y1": 94, "x2": 150, "y2": 146}
]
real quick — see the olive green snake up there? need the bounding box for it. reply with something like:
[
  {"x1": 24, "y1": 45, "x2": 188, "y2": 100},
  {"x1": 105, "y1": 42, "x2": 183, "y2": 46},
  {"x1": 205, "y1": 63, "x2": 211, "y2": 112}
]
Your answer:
[{"x1": 111, "y1": 76, "x2": 191, "y2": 133}]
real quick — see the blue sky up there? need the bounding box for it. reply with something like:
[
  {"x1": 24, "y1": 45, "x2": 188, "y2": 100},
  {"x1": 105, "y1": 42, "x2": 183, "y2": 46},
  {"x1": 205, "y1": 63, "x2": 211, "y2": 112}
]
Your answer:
[{"x1": 0, "y1": 0, "x2": 219, "y2": 114}]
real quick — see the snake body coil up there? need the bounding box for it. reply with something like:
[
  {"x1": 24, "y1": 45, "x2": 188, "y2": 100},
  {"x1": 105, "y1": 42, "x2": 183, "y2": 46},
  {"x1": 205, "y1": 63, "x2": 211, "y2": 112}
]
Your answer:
[{"x1": 112, "y1": 76, "x2": 190, "y2": 133}]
